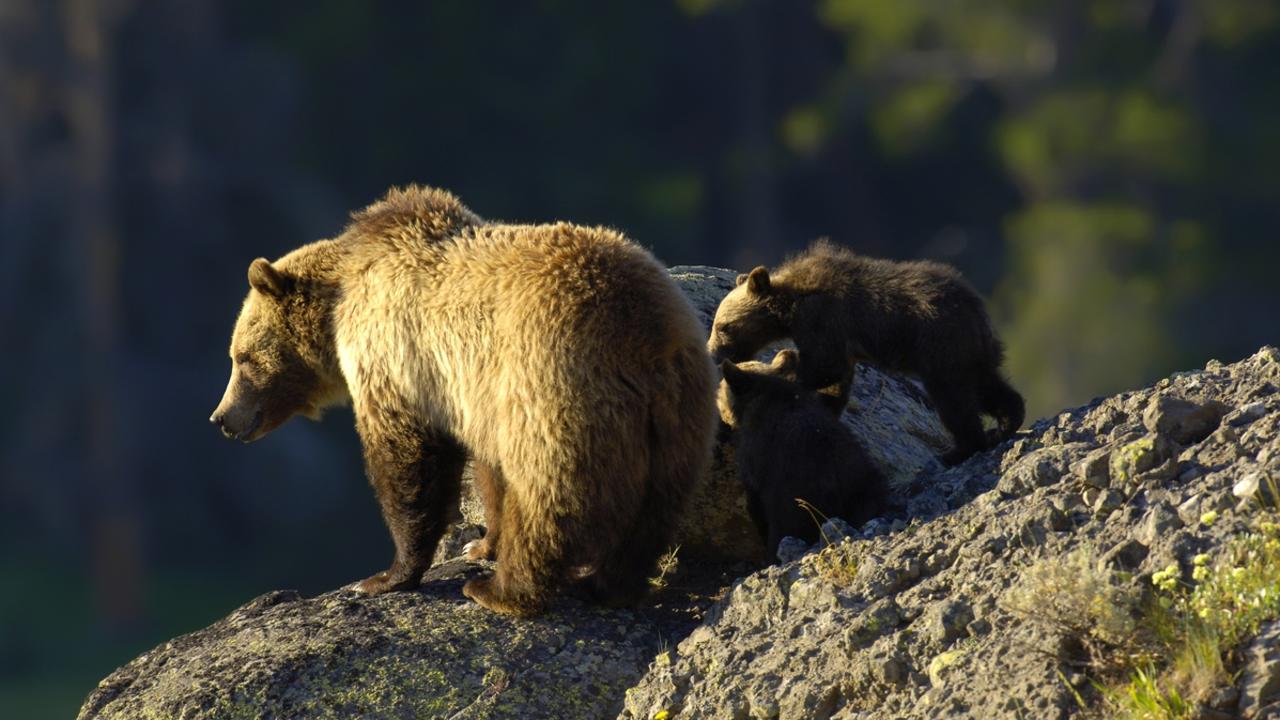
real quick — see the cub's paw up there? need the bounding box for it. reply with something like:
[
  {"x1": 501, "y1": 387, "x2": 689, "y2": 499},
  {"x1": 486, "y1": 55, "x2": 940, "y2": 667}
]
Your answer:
[
  {"x1": 351, "y1": 569, "x2": 420, "y2": 596},
  {"x1": 462, "y1": 576, "x2": 541, "y2": 617},
  {"x1": 463, "y1": 537, "x2": 495, "y2": 561}
]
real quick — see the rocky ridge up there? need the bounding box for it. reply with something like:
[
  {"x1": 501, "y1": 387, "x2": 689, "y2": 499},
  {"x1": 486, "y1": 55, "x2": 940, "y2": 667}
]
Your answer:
[
  {"x1": 78, "y1": 266, "x2": 1280, "y2": 719},
  {"x1": 622, "y1": 346, "x2": 1280, "y2": 719}
]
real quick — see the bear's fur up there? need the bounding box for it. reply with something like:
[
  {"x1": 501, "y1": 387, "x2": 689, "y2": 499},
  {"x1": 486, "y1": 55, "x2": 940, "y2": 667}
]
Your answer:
[
  {"x1": 210, "y1": 185, "x2": 717, "y2": 616},
  {"x1": 707, "y1": 240, "x2": 1024, "y2": 464},
  {"x1": 718, "y1": 351, "x2": 889, "y2": 559},
  {"x1": 716, "y1": 348, "x2": 846, "y2": 421}
]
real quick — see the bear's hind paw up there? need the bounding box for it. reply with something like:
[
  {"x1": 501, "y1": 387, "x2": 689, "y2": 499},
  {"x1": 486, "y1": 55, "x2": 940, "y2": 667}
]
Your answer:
[{"x1": 462, "y1": 576, "x2": 542, "y2": 617}]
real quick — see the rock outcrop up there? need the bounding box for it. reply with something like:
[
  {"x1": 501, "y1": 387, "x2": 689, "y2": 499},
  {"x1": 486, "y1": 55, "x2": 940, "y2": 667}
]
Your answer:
[
  {"x1": 78, "y1": 265, "x2": 1280, "y2": 720},
  {"x1": 622, "y1": 346, "x2": 1280, "y2": 719},
  {"x1": 79, "y1": 561, "x2": 694, "y2": 720}
]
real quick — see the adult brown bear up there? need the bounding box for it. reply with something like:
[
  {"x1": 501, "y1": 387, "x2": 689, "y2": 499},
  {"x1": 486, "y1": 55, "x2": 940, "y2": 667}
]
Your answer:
[{"x1": 210, "y1": 185, "x2": 717, "y2": 616}]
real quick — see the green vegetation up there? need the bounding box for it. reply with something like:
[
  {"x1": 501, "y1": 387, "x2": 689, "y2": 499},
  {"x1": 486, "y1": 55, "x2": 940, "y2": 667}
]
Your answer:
[
  {"x1": 1005, "y1": 516, "x2": 1280, "y2": 718},
  {"x1": 795, "y1": 0, "x2": 1280, "y2": 419},
  {"x1": 1105, "y1": 519, "x2": 1280, "y2": 718}
]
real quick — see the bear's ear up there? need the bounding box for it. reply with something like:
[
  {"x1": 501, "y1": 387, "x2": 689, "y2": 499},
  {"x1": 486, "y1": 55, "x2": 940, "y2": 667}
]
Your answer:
[
  {"x1": 745, "y1": 266, "x2": 771, "y2": 294},
  {"x1": 735, "y1": 272, "x2": 748, "y2": 287},
  {"x1": 247, "y1": 258, "x2": 291, "y2": 298},
  {"x1": 772, "y1": 349, "x2": 798, "y2": 372}
]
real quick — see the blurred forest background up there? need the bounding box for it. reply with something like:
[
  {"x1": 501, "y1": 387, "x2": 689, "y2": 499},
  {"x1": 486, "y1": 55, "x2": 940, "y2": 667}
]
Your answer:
[{"x1": 1, "y1": 0, "x2": 1278, "y2": 716}]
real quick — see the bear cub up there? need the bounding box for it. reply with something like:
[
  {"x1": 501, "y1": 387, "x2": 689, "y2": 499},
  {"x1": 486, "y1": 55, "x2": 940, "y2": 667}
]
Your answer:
[
  {"x1": 719, "y1": 350, "x2": 889, "y2": 560},
  {"x1": 708, "y1": 240, "x2": 1024, "y2": 464}
]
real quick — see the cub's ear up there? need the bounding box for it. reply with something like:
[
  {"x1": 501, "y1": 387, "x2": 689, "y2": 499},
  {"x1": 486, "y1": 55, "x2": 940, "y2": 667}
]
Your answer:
[
  {"x1": 772, "y1": 349, "x2": 799, "y2": 372},
  {"x1": 719, "y1": 359, "x2": 738, "y2": 381},
  {"x1": 745, "y1": 266, "x2": 771, "y2": 294},
  {"x1": 247, "y1": 258, "x2": 291, "y2": 298},
  {"x1": 735, "y1": 272, "x2": 748, "y2": 287},
  {"x1": 719, "y1": 360, "x2": 750, "y2": 391}
]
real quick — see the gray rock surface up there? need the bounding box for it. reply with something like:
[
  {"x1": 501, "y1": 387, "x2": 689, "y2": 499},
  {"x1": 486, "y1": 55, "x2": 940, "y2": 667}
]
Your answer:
[
  {"x1": 1240, "y1": 620, "x2": 1280, "y2": 719},
  {"x1": 79, "y1": 561, "x2": 695, "y2": 720},
  {"x1": 77, "y1": 263, "x2": 1280, "y2": 720}
]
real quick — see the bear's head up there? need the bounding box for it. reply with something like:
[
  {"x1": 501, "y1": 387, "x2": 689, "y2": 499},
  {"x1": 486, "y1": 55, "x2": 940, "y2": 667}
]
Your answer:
[
  {"x1": 716, "y1": 349, "x2": 799, "y2": 427},
  {"x1": 210, "y1": 257, "x2": 347, "y2": 443},
  {"x1": 707, "y1": 266, "x2": 787, "y2": 364}
]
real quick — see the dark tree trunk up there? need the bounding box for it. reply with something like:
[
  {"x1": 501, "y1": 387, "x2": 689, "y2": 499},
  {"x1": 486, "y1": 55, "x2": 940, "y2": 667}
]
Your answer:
[{"x1": 64, "y1": 0, "x2": 143, "y2": 632}]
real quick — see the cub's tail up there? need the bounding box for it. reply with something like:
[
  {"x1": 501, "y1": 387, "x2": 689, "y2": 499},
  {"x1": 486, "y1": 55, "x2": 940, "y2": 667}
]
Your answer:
[{"x1": 980, "y1": 370, "x2": 1025, "y2": 444}]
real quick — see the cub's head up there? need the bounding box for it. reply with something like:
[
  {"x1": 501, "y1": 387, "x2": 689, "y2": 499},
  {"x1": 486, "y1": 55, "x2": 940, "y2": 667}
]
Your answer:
[
  {"x1": 716, "y1": 349, "x2": 799, "y2": 427},
  {"x1": 708, "y1": 266, "x2": 787, "y2": 364},
  {"x1": 210, "y1": 258, "x2": 346, "y2": 443}
]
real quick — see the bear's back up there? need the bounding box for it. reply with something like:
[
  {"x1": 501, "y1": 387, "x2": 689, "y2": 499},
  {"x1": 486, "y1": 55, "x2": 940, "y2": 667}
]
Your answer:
[
  {"x1": 334, "y1": 216, "x2": 706, "y2": 444},
  {"x1": 449, "y1": 222, "x2": 701, "y2": 354}
]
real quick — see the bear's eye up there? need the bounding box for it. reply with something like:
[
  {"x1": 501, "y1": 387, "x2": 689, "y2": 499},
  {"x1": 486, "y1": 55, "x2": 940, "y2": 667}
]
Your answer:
[{"x1": 235, "y1": 352, "x2": 255, "y2": 367}]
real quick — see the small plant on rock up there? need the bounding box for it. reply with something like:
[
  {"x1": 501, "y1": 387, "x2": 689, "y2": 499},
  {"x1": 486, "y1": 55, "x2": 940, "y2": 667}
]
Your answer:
[
  {"x1": 1002, "y1": 546, "x2": 1144, "y2": 672},
  {"x1": 648, "y1": 546, "x2": 681, "y2": 591},
  {"x1": 797, "y1": 499, "x2": 860, "y2": 585}
]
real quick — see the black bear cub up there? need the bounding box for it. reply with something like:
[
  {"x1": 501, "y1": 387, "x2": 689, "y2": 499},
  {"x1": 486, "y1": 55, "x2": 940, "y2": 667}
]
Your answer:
[
  {"x1": 708, "y1": 240, "x2": 1024, "y2": 464},
  {"x1": 719, "y1": 350, "x2": 889, "y2": 560}
]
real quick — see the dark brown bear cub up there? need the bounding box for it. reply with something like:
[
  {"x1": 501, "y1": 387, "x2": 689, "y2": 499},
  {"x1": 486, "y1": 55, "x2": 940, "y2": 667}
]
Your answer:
[
  {"x1": 708, "y1": 240, "x2": 1024, "y2": 464},
  {"x1": 719, "y1": 351, "x2": 889, "y2": 560}
]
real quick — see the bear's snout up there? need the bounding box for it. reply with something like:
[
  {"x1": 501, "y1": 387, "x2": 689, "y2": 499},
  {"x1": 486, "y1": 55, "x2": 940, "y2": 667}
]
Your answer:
[
  {"x1": 210, "y1": 408, "x2": 263, "y2": 442},
  {"x1": 209, "y1": 411, "x2": 234, "y2": 439}
]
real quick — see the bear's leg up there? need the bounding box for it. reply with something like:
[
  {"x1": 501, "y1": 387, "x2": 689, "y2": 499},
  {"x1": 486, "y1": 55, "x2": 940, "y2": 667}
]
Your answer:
[
  {"x1": 354, "y1": 417, "x2": 466, "y2": 596},
  {"x1": 587, "y1": 381, "x2": 712, "y2": 606},
  {"x1": 462, "y1": 492, "x2": 560, "y2": 616},
  {"x1": 743, "y1": 486, "x2": 771, "y2": 552},
  {"x1": 978, "y1": 369, "x2": 1026, "y2": 445},
  {"x1": 792, "y1": 302, "x2": 856, "y2": 406},
  {"x1": 923, "y1": 377, "x2": 987, "y2": 466},
  {"x1": 574, "y1": 483, "x2": 669, "y2": 607},
  {"x1": 464, "y1": 461, "x2": 503, "y2": 561},
  {"x1": 582, "y1": 352, "x2": 716, "y2": 604}
]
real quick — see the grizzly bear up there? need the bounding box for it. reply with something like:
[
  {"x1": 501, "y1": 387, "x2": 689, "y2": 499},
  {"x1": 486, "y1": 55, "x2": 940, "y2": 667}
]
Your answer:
[
  {"x1": 707, "y1": 240, "x2": 1024, "y2": 464},
  {"x1": 209, "y1": 185, "x2": 717, "y2": 616},
  {"x1": 718, "y1": 350, "x2": 889, "y2": 559},
  {"x1": 716, "y1": 347, "x2": 846, "y2": 420}
]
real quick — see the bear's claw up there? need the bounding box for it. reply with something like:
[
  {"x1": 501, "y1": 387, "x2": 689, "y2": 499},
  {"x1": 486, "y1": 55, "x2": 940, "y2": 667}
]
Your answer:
[
  {"x1": 352, "y1": 569, "x2": 420, "y2": 596},
  {"x1": 463, "y1": 538, "x2": 494, "y2": 561}
]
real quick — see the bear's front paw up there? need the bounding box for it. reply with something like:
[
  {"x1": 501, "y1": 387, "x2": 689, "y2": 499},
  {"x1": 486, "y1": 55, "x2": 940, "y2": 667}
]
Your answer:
[
  {"x1": 463, "y1": 537, "x2": 495, "y2": 561},
  {"x1": 352, "y1": 568, "x2": 420, "y2": 596}
]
